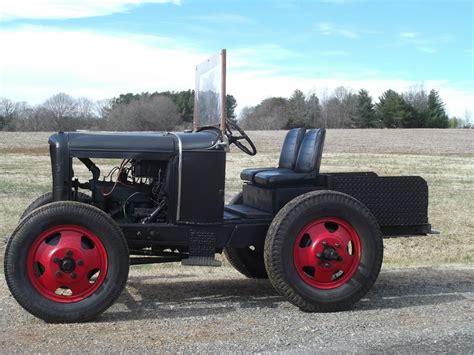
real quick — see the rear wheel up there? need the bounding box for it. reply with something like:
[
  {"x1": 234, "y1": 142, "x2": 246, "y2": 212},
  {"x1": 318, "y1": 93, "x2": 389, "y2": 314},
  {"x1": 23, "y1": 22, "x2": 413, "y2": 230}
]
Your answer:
[
  {"x1": 264, "y1": 190, "x2": 383, "y2": 312},
  {"x1": 224, "y1": 192, "x2": 268, "y2": 279},
  {"x1": 5, "y1": 202, "x2": 129, "y2": 322}
]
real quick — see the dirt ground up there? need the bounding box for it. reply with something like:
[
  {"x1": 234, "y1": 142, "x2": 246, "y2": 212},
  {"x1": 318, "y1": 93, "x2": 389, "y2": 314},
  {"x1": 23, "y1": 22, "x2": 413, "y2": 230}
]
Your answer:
[{"x1": 0, "y1": 265, "x2": 472, "y2": 352}]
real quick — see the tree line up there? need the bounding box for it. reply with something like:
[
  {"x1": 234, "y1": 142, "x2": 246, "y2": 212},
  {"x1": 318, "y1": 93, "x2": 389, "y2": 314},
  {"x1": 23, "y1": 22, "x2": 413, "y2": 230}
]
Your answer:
[
  {"x1": 0, "y1": 90, "x2": 237, "y2": 132},
  {"x1": 240, "y1": 86, "x2": 471, "y2": 130},
  {"x1": 0, "y1": 87, "x2": 470, "y2": 131}
]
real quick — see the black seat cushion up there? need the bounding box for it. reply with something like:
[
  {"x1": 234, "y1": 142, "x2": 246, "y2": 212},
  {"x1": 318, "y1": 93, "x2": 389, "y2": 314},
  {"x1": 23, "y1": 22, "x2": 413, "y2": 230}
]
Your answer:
[
  {"x1": 253, "y1": 128, "x2": 326, "y2": 186},
  {"x1": 240, "y1": 167, "x2": 276, "y2": 182},
  {"x1": 240, "y1": 128, "x2": 305, "y2": 182},
  {"x1": 253, "y1": 169, "x2": 316, "y2": 186}
]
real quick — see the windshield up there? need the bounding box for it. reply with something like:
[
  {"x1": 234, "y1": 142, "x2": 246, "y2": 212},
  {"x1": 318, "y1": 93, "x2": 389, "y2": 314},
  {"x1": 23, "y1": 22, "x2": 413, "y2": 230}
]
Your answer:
[{"x1": 194, "y1": 50, "x2": 225, "y2": 131}]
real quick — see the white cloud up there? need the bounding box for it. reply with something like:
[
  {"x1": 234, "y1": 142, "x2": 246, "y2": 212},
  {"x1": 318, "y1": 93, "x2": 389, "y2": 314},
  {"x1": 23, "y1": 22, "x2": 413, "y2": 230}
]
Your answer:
[
  {"x1": 317, "y1": 22, "x2": 358, "y2": 39},
  {"x1": 0, "y1": 26, "x2": 472, "y2": 117},
  {"x1": 191, "y1": 14, "x2": 254, "y2": 24},
  {"x1": 320, "y1": 50, "x2": 349, "y2": 56},
  {"x1": 0, "y1": 0, "x2": 180, "y2": 21},
  {"x1": 415, "y1": 46, "x2": 437, "y2": 54},
  {"x1": 0, "y1": 26, "x2": 202, "y2": 102},
  {"x1": 400, "y1": 32, "x2": 418, "y2": 38}
]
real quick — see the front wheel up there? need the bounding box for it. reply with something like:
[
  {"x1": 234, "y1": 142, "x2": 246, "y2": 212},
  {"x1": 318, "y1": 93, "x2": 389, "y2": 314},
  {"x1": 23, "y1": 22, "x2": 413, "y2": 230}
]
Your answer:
[
  {"x1": 264, "y1": 190, "x2": 383, "y2": 312},
  {"x1": 20, "y1": 191, "x2": 91, "y2": 220},
  {"x1": 4, "y1": 201, "x2": 129, "y2": 322}
]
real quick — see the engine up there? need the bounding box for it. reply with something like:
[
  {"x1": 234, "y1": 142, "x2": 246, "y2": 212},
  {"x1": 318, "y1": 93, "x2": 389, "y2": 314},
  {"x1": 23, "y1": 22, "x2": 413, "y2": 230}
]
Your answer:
[{"x1": 89, "y1": 160, "x2": 168, "y2": 223}]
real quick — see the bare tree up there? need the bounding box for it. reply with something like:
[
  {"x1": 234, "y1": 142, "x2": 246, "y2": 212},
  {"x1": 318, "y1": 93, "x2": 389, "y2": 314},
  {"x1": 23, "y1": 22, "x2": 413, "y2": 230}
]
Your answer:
[
  {"x1": 320, "y1": 86, "x2": 357, "y2": 128},
  {"x1": 43, "y1": 93, "x2": 78, "y2": 131},
  {"x1": 95, "y1": 99, "x2": 112, "y2": 119},
  {"x1": 106, "y1": 95, "x2": 181, "y2": 131},
  {"x1": 76, "y1": 97, "x2": 96, "y2": 119},
  {"x1": 0, "y1": 98, "x2": 20, "y2": 131},
  {"x1": 239, "y1": 98, "x2": 288, "y2": 130}
]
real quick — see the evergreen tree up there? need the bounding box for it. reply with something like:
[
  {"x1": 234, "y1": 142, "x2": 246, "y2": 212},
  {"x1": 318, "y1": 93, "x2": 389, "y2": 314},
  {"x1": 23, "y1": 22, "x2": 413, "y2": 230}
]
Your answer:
[
  {"x1": 355, "y1": 89, "x2": 377, "y2": 128},
  {"x1": 287, "y1": 89, "x2": 308, "y2": 128},
  {"x1": 226, "y1": 94, "x2": 238, "y2": 122},
  {"x1": 403, "y1": 87, "x2": 429, "y2": 127},
  {"x1": 427, "y1": 89, "x2": 449, "y2": 128},
  {"x1": 375, "y1": 90, "x2": 411, "y2": 128},
  {"x1": 305, "y1": 93, "x2": 322, "y2": 128}
]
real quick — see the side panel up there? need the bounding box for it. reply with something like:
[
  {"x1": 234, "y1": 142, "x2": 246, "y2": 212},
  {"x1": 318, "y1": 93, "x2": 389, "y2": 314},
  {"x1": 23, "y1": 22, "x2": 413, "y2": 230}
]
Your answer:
[
  {"x1": 329, "y1": 175, "x2": 429, "y2": 226},
  {"x1": 178, "y1": 150, "x2": 226, "y2": 224}
]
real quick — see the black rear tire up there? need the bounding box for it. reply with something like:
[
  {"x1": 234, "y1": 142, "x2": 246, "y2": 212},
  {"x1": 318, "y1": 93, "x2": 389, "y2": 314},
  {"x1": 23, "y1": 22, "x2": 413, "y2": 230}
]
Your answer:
[
  {"x1": 264, "y1": 190, "x2": 383, "y2": 312},
  {"x1": 5, "y1": 201, "x2": 129, "y2": 323},
  {"x1": 224, "y1": 192, "x2": 268, "y2": 279},
  {"x1": 20, "y1": 192, "x2": 90, "y2": 220},
  {"x1": 224, "y1": 246, "x2": 268, "y2": 279}
]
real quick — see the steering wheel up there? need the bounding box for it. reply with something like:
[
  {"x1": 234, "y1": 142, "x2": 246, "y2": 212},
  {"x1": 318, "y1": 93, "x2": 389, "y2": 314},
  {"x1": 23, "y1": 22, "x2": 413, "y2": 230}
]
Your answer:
[{"x1": 225, "y1": 119, "x2": 257, "y2": 156}]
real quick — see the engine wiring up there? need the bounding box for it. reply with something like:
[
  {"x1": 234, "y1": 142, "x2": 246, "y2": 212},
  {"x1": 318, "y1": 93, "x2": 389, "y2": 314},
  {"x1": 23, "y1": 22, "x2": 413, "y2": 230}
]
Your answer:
[
  {"x1": 102, "y1": 159, "x2": 130, "y2": 197},
  {"x1": 100, "y1": 159, "x2": 167, "y2": 223},
  {"x1": 122, "y1": 191, "x2": 144, "y2": 220}
]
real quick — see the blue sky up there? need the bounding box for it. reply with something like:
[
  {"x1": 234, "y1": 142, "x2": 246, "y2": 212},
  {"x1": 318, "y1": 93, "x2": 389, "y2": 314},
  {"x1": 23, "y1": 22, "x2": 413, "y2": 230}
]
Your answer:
[{"x1": 1, "y1": 0, "x2": 473, "y2": 117}]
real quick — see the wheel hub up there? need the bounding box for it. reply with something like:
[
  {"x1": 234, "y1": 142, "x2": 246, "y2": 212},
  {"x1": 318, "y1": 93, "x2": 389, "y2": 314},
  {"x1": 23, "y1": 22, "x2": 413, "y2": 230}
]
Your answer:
[
  {"x1": 59, "y1": 257, "x2": 76, "y2": 273},
  {"x1": 320, "y1": 246, "x2": 342, "y2": 261}
]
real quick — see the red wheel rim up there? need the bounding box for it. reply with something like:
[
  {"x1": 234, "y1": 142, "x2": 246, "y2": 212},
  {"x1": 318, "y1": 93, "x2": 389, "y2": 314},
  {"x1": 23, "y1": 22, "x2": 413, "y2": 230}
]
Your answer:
[
  {"x1": 293, "y1": 217, "x2": 361, "y2": 289},
  {"x1": 26, "y1": 225, "x2": 108, "y2": 303}
]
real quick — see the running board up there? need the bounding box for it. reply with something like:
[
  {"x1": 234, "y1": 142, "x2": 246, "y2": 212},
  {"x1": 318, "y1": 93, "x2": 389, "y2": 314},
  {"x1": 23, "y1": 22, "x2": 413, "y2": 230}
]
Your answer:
[{"x1": 182, "y1": 256, "x2": 221, "y2": 267}]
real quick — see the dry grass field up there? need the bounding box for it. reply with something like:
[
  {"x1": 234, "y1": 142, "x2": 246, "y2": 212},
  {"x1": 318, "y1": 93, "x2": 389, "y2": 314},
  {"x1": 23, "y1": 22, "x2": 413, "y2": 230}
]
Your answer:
[{"x1": 0, "y1": 129, "x2": 473, "y2": 270}]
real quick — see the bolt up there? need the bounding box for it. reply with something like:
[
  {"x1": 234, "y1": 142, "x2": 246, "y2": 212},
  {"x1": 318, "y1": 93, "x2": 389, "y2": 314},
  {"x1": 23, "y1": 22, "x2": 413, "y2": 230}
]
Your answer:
[
  {"x1": 335, "y1": 243, "x2": 341, "y2": 248},
  {"x1": 324, "y1": 263, "x2": 330, "y2": 268},
  {"x1": 77, "y1": 260, "x2": 84, "y2": 266},
  {"x1": 322, "y1": 241, "x2": 328, "y2": 247},
  {"x1": 53, "y1": 257, "x2": 60, "y2": 263},
  {"x1": 71, "y1": 273, "x2": 77, "y2": 279},
  {"x1": 66, "y1": 249, "x2": 73, "y2": 257},
  {"x1": 316, "y1": 253, "x2": 321, "y2": 259},
  {"x1": 55, "y1": 271, "x2": 62, "y2": 277}
]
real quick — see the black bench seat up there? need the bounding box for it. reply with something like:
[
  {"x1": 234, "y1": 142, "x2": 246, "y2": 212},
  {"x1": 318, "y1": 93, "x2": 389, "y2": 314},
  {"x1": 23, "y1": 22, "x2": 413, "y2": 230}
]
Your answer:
[
  {"x1": 240, "y1": 127, "x2": 305, "y2": 182},
  {"x1": 252, "y1": 128, "x2": 326, "y2": 187}
]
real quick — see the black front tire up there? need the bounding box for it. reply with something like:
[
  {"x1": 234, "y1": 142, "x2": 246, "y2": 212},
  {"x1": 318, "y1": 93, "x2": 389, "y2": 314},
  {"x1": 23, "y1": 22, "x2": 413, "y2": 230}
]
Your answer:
[
  {"x1": 264, "y1": 190, "x2": 383, "y2": 312},
  {"x1": 224, "y1": 246, "x2": 268, "y2": 279},
  {"x1": 224, "y1": 192, "x2": 268, "y2": 279},
  {"x1": 20, "y1": 192, "x2": 90, "y2": 220},
  {"x1": 5, "y1": 201, "x2": 129, "y2": 323}
]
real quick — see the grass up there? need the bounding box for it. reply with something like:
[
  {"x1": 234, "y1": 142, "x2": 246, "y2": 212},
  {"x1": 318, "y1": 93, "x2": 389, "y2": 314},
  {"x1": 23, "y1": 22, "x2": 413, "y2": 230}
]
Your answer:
[{"x1": 1, "y1": 129, "x2": 473, "y2": 271}]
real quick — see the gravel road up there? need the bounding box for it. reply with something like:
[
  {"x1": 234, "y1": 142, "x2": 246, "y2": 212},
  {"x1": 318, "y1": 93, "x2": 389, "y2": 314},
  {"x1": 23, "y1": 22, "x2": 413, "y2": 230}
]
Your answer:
[{"x1": 1, "y1": 265, "x2": 473, "y2": 353}]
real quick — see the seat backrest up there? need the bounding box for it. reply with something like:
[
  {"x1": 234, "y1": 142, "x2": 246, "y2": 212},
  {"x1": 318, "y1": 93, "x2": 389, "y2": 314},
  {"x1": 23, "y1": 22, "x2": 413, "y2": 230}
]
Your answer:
[
  {"x1": 294, "y1": 128, "x2": 326, "y2": 173},
  {"x1": 278, "y1": 128, "x2": 306, "y2": 169}
]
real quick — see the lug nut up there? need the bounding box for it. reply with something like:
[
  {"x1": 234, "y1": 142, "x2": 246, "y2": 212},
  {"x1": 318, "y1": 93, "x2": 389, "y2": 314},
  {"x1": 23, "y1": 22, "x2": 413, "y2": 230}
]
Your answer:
[
  {"x1": 55, "y1": 271, "x2": 62, "y2": 277},
  {"x1": 324, "y1": 263, "x2": 330, "y2": 268},
  {"x1": 66, "y1": 249, "x2": 73, "y2": 257},
  {"x1": 335, "y1": 243, "x2": 340, "y2": 248},
  {"x1": 316, "y1": 253, "x2": 321, "y2": 259},
  {"x1": 53, "y1": 257, "x2": 60, "y2": 263},
  {"x1": 71, "y1": 273, "x2": 77, "y2": 279},
  {"x1": 77, "y1": 260, "x2": 84, "y2": 266},
  {"x1": 322, "y1": 241, "x2": 328, "y2": 247}
]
